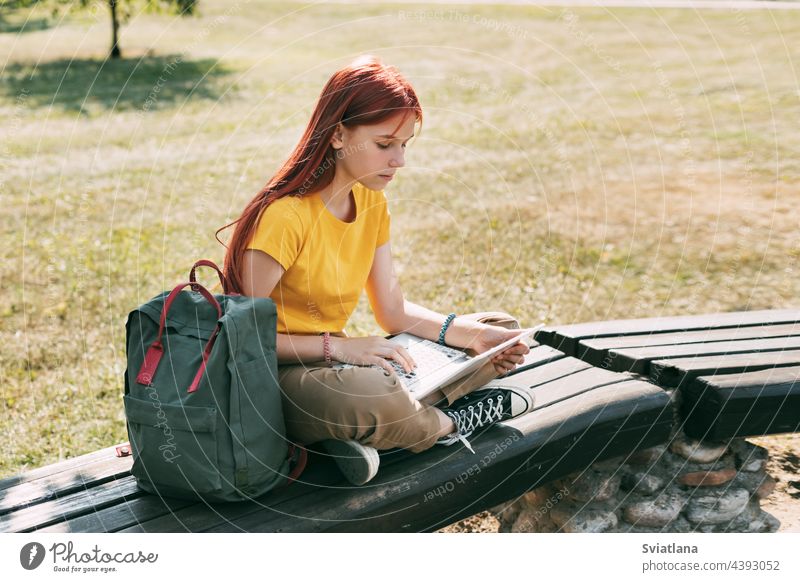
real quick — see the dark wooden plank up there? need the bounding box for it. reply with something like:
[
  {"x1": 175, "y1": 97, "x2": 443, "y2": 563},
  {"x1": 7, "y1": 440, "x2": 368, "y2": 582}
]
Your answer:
[
  {"x1": 116, "y1": 454, "x2": 347, "y2": 533},
  {"x1": 533, "y1": 327, "x2": 569, "y2": 353},
  {"x1": 650, "y1": 350, "x2": 800, "y2": 388},
  {"x1": 577, "y1": 323, "x2": 800, "y2": 367},
  {"x1": 45, "y1": 458, "x2": 350, "y2": 533},
  {"x1": 0, "y1": 476, "x2": 143, "y2": 533},
  {"x1": 692, "y1": 365, "x2": 800, "y2": 402},
  {"x1": 606, "y1": 337, "x2": 800, "y2": 374},
  {"x1": 502, "y1": 356, "x2": 592, "y2": 388},
  {"x1": 538, "y1": 309, "x2": 800, "y2": 356},
  {"x1": 5, "y1": 445, "x2": 351, "y2": 533},
  {"x1": 507, "y1": 379, "x2": 671, "y2": 437},
  {"x1": 0, "y1": 444, "x2": 124, "y2": 493},
  {"x1": 680, "y1": 366, "x2": 800, "y2": 440},
  {"x1": 0, "y1": 455, "x2": 133, "y2": 516},
  {"x1": 37, "y1": 494, "x2": 196, "y2": 533},
  {"x1": 531, "y1": 327, "x2": 556, "y2": 348},
  {"x1": 204, "y1": 380, "x2": 671, "y2": 532},
  {"x1": 115, "y1": 496, "x2": 258, "y2": 533},
  {"x1": 492, "y1": 366, "x2": 633, "y2": 408},
  {"x1": 505, "y1": 345, "x2": 565, "y2": 377}
]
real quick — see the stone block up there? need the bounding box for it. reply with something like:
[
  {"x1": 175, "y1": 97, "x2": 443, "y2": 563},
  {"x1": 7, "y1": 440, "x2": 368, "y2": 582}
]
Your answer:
[
  {"x1": 684, "y1": 488, "x2": 749, "y2": 525},
  {"x1": 561, "y1": 470, "x2": 621, "y2": 503},
  {"x1": 730, "y1": 439, "x2": 769, "y2": 473},
  {"x1": 623, "y1": 493, "x2": 684, "y2": 528},
  {"x1": 678, "y1": 468, "x2": 737, "y2": 487},
  {"x1": 551, "y1": 503, "x2": 618, "y2": 533},
  {"x1": 621, "y1": 470, "x2": 666, "y2": 495},
  {"x1": 511, "y1": 509, "x2": 559, "y2": 533},
  {"x1": 670, "y1": 435, "x2": 728, "y2": 463},
  {"x1": 624, "y1": 445, "x2": 667, "y2": 466},
  {"x1": 733, "y1": 470, "x2": 774, "y2": 499}
]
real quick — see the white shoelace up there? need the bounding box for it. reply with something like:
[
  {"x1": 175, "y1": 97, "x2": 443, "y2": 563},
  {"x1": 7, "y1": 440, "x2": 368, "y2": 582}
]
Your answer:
[{"x1": 437, "y1": 395, "x2": 505, "y2": 454}]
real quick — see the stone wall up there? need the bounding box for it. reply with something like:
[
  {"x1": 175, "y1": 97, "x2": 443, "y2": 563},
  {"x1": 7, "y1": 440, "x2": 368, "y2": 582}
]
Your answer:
[{"x1": 492, "y1": 432, "x2": 780, "y2": 533}]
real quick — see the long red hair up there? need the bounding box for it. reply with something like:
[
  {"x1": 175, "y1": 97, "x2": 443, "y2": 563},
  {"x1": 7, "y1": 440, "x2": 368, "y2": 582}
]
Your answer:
[{"x1": 216, "y1": 55, "x2": 423, "y2": 295}]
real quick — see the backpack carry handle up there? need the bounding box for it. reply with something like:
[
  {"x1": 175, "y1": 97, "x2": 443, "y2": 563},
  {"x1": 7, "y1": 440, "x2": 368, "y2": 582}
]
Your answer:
[
  {"x1": 136, "y1": 281, "x2": 222, "y2": 393},
  {"x1": 190, "y1": 259, "x2": 226, "y2": 292}
]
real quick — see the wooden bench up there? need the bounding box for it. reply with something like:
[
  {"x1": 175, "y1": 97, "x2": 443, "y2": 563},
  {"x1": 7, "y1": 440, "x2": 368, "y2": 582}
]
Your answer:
[
  {"x1": 535, "y1": 309, "x2": 800, "y2": 441},
  {"x1": 0, "y1": 344, "x2": 671, "y2": 533},
  {"x1": 7, "y1": 308, "x2": 797, "y2": 533}
]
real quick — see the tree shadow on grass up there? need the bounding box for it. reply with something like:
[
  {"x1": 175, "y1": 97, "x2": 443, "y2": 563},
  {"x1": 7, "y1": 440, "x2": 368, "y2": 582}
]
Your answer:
[
  {"x1": 0, "y1": 13, "x2": 54, "y2": 34},
  {"x1": 2, "y1": 55, "x2": 235, "y2": 114}
]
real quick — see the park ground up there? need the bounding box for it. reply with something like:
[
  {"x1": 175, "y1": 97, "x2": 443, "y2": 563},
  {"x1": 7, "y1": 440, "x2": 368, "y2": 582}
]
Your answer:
[{"x1": 1, "y1": 0, "x2": 798, "y2": 530}]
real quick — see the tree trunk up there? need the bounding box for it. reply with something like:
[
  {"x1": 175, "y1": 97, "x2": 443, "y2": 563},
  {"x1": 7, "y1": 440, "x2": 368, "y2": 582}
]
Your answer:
[{"x1": 109, "y1": 0, "x2": 121, "y2": 59}]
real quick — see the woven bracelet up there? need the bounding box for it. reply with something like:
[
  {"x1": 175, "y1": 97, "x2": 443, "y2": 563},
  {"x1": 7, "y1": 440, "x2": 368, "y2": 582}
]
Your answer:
[
  {"x1": 322, "y1": 332, "x2": 332, "y2": 366},
  {"x1": 438, "y1": 313, "x2": 456, "y2": 345}
]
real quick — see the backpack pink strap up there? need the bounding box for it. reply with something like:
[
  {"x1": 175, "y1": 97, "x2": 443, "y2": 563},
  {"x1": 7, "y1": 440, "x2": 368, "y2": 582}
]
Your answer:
[
  {"x1": 186, "y1": 326, "x2": 220, "y2": 394},
  {"x1": 189, "y1": 259, "x2": 227, "y2": 292},
  {"x1": 136, "y1": 281, "x2": 222, "y2": 392},
  {"x1": 285, "y1": 444, "x2": 308, "y2": 485}
]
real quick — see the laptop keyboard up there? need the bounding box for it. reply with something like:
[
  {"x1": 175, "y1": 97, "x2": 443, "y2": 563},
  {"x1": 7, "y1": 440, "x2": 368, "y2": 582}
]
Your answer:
[
  {"x1": 332, "y1": 338, "x2": 467, "y2": 392},
  {"x1": 389, "y1": 340, "x2": 467, "y2": 390}
]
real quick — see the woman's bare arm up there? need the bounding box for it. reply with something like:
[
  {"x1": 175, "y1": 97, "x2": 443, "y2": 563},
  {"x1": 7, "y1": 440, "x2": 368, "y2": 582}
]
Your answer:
[
  {"x1": 241, "y1": 249, "x2": 328, "y2": 364},
  {"x1": 365, "y1": 242, "x2": 482, "y2": 347}
]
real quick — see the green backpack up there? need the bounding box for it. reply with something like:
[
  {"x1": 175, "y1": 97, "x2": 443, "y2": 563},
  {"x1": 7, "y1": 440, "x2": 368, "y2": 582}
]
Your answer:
[{"x1": 123, "y1": 260, "x2": 305, "y2": 502}]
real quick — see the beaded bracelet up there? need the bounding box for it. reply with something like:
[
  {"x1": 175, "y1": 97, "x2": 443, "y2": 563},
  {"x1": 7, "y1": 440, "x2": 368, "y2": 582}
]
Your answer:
[
  {"x1": 438, "y1": 313, "x2": 457, "y2": 345},
  {"x1": 322, "y1": 332, "x2": 332, "y2": 366}
]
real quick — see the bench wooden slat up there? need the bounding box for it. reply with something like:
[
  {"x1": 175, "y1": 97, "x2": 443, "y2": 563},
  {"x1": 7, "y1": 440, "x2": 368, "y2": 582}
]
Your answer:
[
  {"x1": 680, "y1": 365, "x2": 800, "y2": 440},
  {"x1": 0, "y1": 444, "x2": 124, "y2": 493},
  {"x1": 0, "y1": 455, "x2": 133, "y2": 516},
  {"x1": 37, "y1": 494, "x2": 197, "y2": 533},
  {"x1": 50, "y1": 452, "x2": 346, "y2": 534},
  {"x1": 506, "y1": 356, "x2": 593, "y2": 388},
  {"x1": 650, "y1": 350, "x2": 800, "y2": 387},
  {"x1": 495, "y1": 366, "x2": 633, "y2": 408},
  {"x1": 506, "y1": 345, "x2": 565, "y2": 376},
  {"x1": 115, "y1": 458, "x2": 345, "y2": 533},
  {"x1": 0, "y1": 446, "x2": 327, "y2": 533},
  {"x1": 577, "y1": 323, "x2": 800, "y2": 366},
  {"x1": 203, "y1": 379, "x2": 671, "y2": 532},
  {"x1": 605, "y1": 337, "x2": 800, "y2": 374},
  {"x1": 0, "y1": 477, "x2": 143, "y2": 533},
  {"x1": 508, "y1": 379, "x2": 671, "y2": 437},
  {"x1": 537, "y1": 309, "x2": 800, "y2": 356}
]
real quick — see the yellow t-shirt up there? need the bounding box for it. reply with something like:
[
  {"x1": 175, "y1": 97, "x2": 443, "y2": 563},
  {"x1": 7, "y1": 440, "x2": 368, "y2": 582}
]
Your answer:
[{"x1": 246, "y1": 182, "x2": 391, "y2": 334}]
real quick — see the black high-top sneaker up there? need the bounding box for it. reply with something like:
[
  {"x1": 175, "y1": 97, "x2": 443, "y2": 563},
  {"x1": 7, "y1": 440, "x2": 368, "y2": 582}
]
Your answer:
[{"x1": 436, "y1": 386, "x2": 535, "y2": 453}]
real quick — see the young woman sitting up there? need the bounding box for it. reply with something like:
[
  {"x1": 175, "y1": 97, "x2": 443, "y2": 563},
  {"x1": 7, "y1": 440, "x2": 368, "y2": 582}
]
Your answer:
[{"x1": 218, "y1": 55, "x2": 535, "y2": 485}]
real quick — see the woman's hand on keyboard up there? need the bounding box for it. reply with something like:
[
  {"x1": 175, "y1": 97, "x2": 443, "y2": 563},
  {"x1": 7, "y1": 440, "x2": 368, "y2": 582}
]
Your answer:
[
  {"x1": 472, "y1": 327, "x2": 531, "y2": 375},
  {"x1": 330, "y1": 336, "x2": 416, "y2": 374}
]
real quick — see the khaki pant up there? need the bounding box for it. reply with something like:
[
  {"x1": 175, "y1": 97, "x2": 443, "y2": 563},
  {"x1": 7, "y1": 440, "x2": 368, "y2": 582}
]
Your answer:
[{"x1": 277, "y1": 312, "x2": 520, "y2": 453}]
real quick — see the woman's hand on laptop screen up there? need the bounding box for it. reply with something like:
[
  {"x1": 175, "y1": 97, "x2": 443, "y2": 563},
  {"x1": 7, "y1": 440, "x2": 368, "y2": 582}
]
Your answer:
[{"x1": 470, "y1": 327, "x2": 532, "y2": 375}]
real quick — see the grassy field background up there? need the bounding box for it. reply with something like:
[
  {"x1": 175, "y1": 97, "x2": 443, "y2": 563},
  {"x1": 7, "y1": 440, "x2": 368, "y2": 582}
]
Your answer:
[{"x1": 2, "y1": 0, "x2": 799, "y2": 520}]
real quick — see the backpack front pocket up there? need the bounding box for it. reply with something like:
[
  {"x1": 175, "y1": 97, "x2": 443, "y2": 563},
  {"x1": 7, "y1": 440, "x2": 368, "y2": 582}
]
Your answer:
[{"x1": 123, "y1": 394, "x2": 221, "y2": 495}]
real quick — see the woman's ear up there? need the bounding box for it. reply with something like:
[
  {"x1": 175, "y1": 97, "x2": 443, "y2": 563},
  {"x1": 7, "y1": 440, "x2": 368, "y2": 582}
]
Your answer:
[{"x1": 330, "y1": 123, "x2": 345, "y2": 150}]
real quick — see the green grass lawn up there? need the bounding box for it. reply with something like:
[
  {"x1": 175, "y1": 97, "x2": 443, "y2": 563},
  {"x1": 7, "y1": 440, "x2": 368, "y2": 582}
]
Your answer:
[{"x1": 1, "y1": 0, "x2": 799, "y2": 477}]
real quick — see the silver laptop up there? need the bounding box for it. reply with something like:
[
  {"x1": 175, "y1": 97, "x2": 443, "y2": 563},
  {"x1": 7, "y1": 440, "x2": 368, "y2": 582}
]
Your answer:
[{"x1": 333, "y1": 325, "x2": 542, "y2": 400}]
